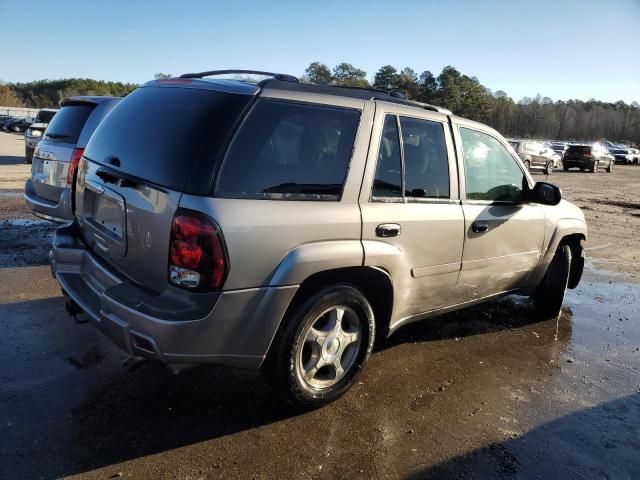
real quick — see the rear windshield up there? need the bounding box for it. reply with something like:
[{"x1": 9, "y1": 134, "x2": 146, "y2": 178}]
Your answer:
[
  {"x1": 567, "y1": 145, "x2": 592, "y2": 154},
  {"x1": 215, "y1": 100, "x2": 361, "y2": 200},
  {"x1": 43, "y1": 105, "x2": 93, "y2": 144},
  {"x1": 84, "y1": 86, "x2": 252, "y2": 193},
  {"x1": 36, "y1": 110, "x2": 57, "y2": 123}
]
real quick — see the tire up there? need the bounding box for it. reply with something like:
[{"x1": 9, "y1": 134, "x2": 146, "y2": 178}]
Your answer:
[
  {"x1": 523, "y1": 160, "x2": 530, "y2": 170},
  {"x1": 579, "y1": 168, "x2": 584, "y2": 172},
  {"x1": 606, "y1": 161, "x2": 613, "y2": 173},
  {"x1": 263, "y1": 284, "x2": 375, "y2": 408},
  {"x1": 544, "y1": 161, "x2": 553, "y2": 175},
  {"x1": 25, "y1": 146, "x2": 33, "y2": 164},
  {"x1": 563, "y1": 164, "x2": 569, "y2": 172},
  {"x1": 533, "y1": 244, "x2": 571, "y2": 319},
  {"x1": 590, "y1": 161, "x2": 599, "y2": 173}
]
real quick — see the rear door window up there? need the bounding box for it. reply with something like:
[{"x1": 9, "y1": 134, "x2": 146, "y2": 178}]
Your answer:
[
  {"x1": 400, "y1": 116, "x2": 449, "y2": 199},
  {"x1": 215, "y1": 100, "x2": 361, "y2": 200},
  {"x1": 44, "y1": 105, "x2": 94, "y2": 144}
]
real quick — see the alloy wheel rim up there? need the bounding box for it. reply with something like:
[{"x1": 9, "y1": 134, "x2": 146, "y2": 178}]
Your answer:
[{"x1": 298, "y1": 306, "x2": 362, "y2": 389}]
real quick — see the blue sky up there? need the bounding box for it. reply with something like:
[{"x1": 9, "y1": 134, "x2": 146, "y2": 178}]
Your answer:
[{"x1": 1, "y1": 0, "x2": 638, "y2": 103}]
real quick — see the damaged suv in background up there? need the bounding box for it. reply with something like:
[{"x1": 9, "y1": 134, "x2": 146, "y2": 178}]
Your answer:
[{"x1": 50, "y1": 70, "x2": 587, "y2": 407}]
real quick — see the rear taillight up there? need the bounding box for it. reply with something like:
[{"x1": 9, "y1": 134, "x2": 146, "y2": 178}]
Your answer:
[
  {"x1": 583, "y1": 152, "x2": 592, "y2": 157},
  {"x1": 67, "y1": 148, "x2": 84, "y2": 185},
  {"x1": 168, "y1": 211, "x2": 227, "y2": 291}
]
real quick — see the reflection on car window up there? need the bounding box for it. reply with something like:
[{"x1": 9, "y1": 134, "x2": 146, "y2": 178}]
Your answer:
[
  {"x1": 372, "y1": 115, "x2": 402, "y2": 198},
  {"x1": 460, "y1": 127, "x2": 524, "y2": 202},
  {"x1": 400, "y1": 117, "x2": 449, "y2": 199}
]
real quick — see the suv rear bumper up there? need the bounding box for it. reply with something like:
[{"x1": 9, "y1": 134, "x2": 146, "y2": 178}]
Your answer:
[
  {"x1": 563, "y1": 159, "x2": 594, "y2": 168},
  {"x1": 50, "y1": 223, "x2": 297, "y2": 370},
  {"x1": 24, "y1": 179, "x2": 72, "y2": 222}
]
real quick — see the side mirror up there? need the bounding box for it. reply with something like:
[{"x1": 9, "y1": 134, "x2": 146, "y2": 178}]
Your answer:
[{"x1": 530, "y1": 181, "x2": 562, "y2": 205}]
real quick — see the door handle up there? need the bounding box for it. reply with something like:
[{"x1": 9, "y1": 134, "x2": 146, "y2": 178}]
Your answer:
[
  {"x1": 471, "y1": 221, "x2": 489, "y2": 233},
  {"x1": 376, "y1": 223, "x2": 401, "y2": 238}
]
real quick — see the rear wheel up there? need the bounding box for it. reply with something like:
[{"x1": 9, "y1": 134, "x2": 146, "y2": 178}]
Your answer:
[
  {"x1": 533, "y1": 244, "x2": 571, "y2": 319},
  {"x1": 544, "y1": 161, "x2": 553, "y2": 175},
  {"x1": 24, "y1": 146, "x2": 33, "y2": 164},
  {"x1": 606, "y1": 160, "x2": 613, "y2": 173},
  {"x1": 590, "y1": 161, "x2": 599, "y2": 173},
  {"x1": 523, "y1": 160, "x2": 530, "y2": 170},
  {"x1": 563, "y1": 164, "x2": 569, "y2": 171},
  {"x1": 263, "y1": 284, "x2": 375, "y2": 408}
]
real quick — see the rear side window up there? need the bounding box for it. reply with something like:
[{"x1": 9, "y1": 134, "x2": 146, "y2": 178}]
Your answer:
[
  {"x1": 84, "y1": 86, "x2": 253, "y2": 193},
  {"x1": 215, "y1": 100, "x2": 360, "y2": 200},
  {"x1": 44, "y1": 105, "x2": 94, "y2": 144}
]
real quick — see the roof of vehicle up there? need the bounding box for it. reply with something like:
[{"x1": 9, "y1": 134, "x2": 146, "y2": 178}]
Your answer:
[
  {"x1": 145, "y1": 70, "x2": 453, "y2": 115},
  {"x1": 61, "y1": 96, "x2": 121, "y2": 107}
]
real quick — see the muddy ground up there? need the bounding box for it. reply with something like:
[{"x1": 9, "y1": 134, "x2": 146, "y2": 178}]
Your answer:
[{"x1": 0, "y1": 131, "x2": 638, "y2": 479}]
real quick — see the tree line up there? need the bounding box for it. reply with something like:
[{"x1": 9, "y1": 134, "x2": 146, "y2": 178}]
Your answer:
[
  {"x1": 0, "y1": 79, "x2": 137, "y2": 109},
  {"x1": 304, "y1": 62, "x2": 640, "y2": 144},
  {"x1": 1, "y1": 65, "x2": 639, "y2": 144}
]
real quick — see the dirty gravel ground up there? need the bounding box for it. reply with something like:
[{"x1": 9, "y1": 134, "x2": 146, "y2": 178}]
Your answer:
[{"x1": 0, "y1": 131, "x2": 638, "y2": 479}]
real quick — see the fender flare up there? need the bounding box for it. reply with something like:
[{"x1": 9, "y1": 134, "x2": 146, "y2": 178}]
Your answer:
[
  {"x1": 528, "y1": 218, "x2": 587, "y2": 287},
  {"x1": 267, "y1": 240, "x2": 364, "y2": 286}
]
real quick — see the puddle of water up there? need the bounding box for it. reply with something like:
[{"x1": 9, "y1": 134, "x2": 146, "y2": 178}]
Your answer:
[
  {"x1": 0, "y1": 190, "x2": 23, "y2": 198},
  {"x1": 1, "y1": 218, "x2": 51, "y2": 227}
]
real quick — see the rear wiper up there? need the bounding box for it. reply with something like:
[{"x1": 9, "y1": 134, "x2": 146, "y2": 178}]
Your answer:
[{"x1": 45, "y1": 133, "x2": 71, "y2": 139}]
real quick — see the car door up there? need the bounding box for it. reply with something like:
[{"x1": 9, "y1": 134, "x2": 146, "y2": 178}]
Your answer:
[
  {"x1": 360, "y1": 105, "x2": 464, "y2": 327},
  {"x1": 453, "y1": 122, "x2": 546, "y2": 301},
  {"x1": 531, "y1": 142, "x2": 547, "y2": 168}
]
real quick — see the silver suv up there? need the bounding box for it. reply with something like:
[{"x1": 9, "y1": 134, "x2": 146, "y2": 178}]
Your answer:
[
  {"x1": 25, "y1": 96, "x2": 121, "y2": 222},
  {"x1": 508, "y1": 139, "x2": 555, "y2": 174},
  {"x1": 50, "y1": 70, "x2": 587, "y2": 407}
]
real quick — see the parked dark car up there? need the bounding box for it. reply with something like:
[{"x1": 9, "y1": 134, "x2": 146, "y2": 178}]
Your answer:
[
  {"x1": 0, "y1": 115, "x2": 16, "y2": 127},
  {"x1": 24, "y1": 96, "x2": 121, "y2": 222},
  {"x1": 3, "y1": 118, "x2": 32, "y2": 133},
  {"x1": 563, "y1": 144, "x2": 614, "y2": 172},
  {"x1": 1, "y1": 117, "x2": 20, "y2": 131}
]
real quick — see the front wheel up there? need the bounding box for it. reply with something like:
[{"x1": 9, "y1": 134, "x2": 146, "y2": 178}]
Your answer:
[
  {"x1": 523, "y1": 160, "x2": 530, "y2": 170},
  {"x1": 263, "y1": 284, "x2": 375, "y2": 408},
  {"x1": 533, "y1": 245, "x2": 571, "y2": 318},
  {"x1": 544, "y1": 161, "x2": 553, "y2": 175}
]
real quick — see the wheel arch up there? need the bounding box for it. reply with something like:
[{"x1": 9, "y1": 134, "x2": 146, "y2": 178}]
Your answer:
[
  {"x1": 269, "y1": 266, "x2": 394, "y2": 354},
  {"x1": 527, "y1": 220, "x2": 587, "y2": 289}
]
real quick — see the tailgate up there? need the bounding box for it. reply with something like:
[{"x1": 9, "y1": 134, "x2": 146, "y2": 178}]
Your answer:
[
  {"x1": 75, "y1": 157, "x2": 181, "y2": 294},
  {"x1": 31, "y1": 142, "x2": 73, "y2": 202}
]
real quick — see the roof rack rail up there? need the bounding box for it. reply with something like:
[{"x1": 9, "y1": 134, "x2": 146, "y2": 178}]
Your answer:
[
  {"x1": 371, "y1": 95, "x2": 452, "y2": 115},
  {"x1": 179, "y1": 69, "x2": 299, "y2": 83},
  {"x1": 329, "y1": 84, "x2": 407, "y2": 98}
]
